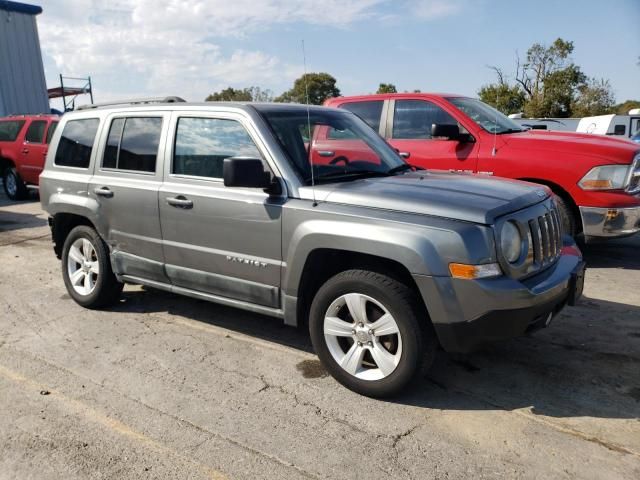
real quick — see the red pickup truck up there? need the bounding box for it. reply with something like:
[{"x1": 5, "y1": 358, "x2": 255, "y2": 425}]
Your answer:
[
  {"x1": 0, "y1": 114, "x2": 59, "y2": 200},
  {"x1": 324, "y1": 94, "x2": 640, "y2": 241}
]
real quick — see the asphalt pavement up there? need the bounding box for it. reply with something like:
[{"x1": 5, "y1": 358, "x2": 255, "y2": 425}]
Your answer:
[{"x1": 0, "y1": 189, "x2": 639, "y2": 479}]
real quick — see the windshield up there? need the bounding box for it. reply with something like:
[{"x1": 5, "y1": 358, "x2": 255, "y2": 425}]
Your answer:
[
  {"x1": 447, "y1": 97, "x2": 525, "y2": 134},
  {"x1": 258, "y1": 107, "x2": 406, "y2": 184}
]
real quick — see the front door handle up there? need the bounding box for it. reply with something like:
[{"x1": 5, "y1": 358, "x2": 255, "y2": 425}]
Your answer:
[
  {"x1": 21, "y1": 148, "x2": 29, "y2": 154},
  {"x1": 94, "y1": 187, "x2": 114, "y2": 198},
  {"x1": 167, "y1": 195, "x2": 193, "y2": 209},
  {"x1": 399, "y1": 151, "x2": 411, "y2": 159},
  {"x1": 318, "y1": 150, "x2": 335, "y2": 157}
]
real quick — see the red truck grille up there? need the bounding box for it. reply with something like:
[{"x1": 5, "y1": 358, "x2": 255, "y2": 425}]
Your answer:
[{"x1": 528, "y1": 207, "x2": 562, "y2": 267}]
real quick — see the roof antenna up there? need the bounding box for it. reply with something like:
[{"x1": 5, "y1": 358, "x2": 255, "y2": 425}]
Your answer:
[
  {"x1": 302, "y1": 40, "x2": 317, "y2": 207},
  {"x1": 492, "y1": 90, "x2": 499, "y2": 157}
]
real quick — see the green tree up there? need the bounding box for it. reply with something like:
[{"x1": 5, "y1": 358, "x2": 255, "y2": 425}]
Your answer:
[
  {"x1": 206, "y1": 87, "x2": 252, "y2": 101},
  {"x1": 275, "y1": 73, "x2": 341, "y2": 105},
  {"x1": 480, "y1": 38, "x2": 616, "y2": 118},
  {"x1": 612, "y1": 99, "x2": 640, "y2": 114},
  {"x1": 376, "y1": 83, "x2": 397, "y2": 94},
  {"x1": 205, "y1": 86, "x2": 273, "y2": 102},
  {"x1": 571, "y1": 78, "x2": 616, "y2": 117},
  {"x1": 478, "y1": 68, "x2": 526, "y2": 114}
]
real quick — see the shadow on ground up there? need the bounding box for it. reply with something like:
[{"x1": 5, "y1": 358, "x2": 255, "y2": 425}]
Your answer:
[
  {"x1": 0, "y1": 208, "x2": 47, "y2": 232},
  {"x1": 107, "y1": 284, "x2": 640, "y2": 421},
  {"x1": 580, "y1": 234, "x2": 640, "y2": 270}
]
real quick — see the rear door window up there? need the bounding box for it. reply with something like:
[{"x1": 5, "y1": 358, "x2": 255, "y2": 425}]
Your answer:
[
  {"x1": 0, "y1": 120, "x2": 26, "y2": 141},
  {"x1": 336, "y1": 101, "x2": 384, "y2": 134},
  {"x1": 25, "y1": 120, "x2": 47, "y2": 143},
  {"x1": 101, "y1": 117, "x2": 163, "y2": 173},
  {"x1": 173, "y1": 117, "x2": 262, "y2": 179},
  {"x1": 54, "y1": 118, "x2": 100, "y2": 168},
  {"x1": 392, "y1": 100, "x2": 457, "y2": 139}
]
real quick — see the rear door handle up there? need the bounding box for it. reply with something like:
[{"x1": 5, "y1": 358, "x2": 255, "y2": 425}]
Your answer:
[
  {"x1": 94, "y1": 187, "x2": 114, "y2": 198},
  {"x1": 399, "y1": 151, "x2": 411, "y2": 159},
  {"x1": 167, "y1": 195, "x2": 193, "y2": 209},
  {"x1": 318, "y1": 150, "x2": 335, "y2": 157}
]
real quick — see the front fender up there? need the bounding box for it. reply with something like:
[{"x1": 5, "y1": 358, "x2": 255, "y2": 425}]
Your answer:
[{"x1": 282, "y1": 214, "x2": 496, "y2": 297}]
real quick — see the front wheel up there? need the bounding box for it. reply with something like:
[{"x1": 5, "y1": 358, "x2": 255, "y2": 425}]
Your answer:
[
  {"x1": 61, "y1": 225, "x2": 123, "y2": 308},
  {"x1": 309, "y1": 270, "x2": 437, "y2": 398},
  {"x1": 554, "y1": 195, "x2": 578, "y2": 237}
]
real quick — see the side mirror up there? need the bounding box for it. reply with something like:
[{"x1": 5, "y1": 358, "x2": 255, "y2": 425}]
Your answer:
[
  {"x1": 431, "y1": 123, "x2": 460, "y2": 140},
  {"x1": 223, "y1": 157, "x2": 272, "y2": 189}
]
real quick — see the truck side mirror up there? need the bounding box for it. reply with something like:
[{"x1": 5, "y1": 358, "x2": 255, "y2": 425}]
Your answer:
[
  {"x1": 431, "y1": 123, "x2": 461, "y2": 140},
  {"x1": 223, "y1": 157, "x2": 272, "y2": 189}
]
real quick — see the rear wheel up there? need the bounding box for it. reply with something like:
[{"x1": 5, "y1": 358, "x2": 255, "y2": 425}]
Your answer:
[
  {"x1": 3, "y1": 167, "x2": 28, "y2": 200},
  {"x1": 61, "y1": 225, "x2": 123, "y2": 308},
  {"x1": 309, "y1": 269, "x2": 437, "y2": 398}
]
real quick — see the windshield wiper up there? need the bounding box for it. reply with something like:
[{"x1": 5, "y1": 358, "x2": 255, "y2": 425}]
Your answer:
[
  {"x1": 310, "y1": 169, "x2": 390, "y2": 183},
  {"x1": 386, "y1": 163, "x2": 425, "y2": 175},
  {"x1": 496, "y1": 128, "x2": 525, "y2": 135}
]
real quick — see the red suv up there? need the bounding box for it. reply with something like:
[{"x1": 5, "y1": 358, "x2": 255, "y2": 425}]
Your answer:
[
  {"x1": 324, "y1": 94, "x2": 640, "y2": 241},
  {"x1": 0, "y1": 114, "x2": 59, "y2": 200}
]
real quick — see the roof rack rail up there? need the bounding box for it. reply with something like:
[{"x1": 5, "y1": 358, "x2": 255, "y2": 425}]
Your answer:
[{"x1": 76, "y1": 96, "x2": 186, "y2": 110}]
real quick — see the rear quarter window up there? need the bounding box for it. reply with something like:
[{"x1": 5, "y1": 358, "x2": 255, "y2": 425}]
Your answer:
[
  {"x1": 54, "y1": 118, "x2": 100, "y2": 168},
  {"x1": 45, "y1": 121, "x2": 59, "y2": 144},
  {"x1": 0, "y1": 120, "x2": 26, "y2": 141}
]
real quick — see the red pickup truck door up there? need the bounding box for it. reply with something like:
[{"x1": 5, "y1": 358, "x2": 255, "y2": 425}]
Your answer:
[
  {"x1": 20, "y1": 120, "x2": 49, "y2": 184},
  {"x1": 386, "y1": 99, "x2": 479, "y2": 173}
]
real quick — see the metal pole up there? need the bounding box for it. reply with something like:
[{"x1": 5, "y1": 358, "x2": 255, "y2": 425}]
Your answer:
[
  {"x1": 59, "y1": 74, "x2": 66, "y2": 111},
  {"x1": 88, "y1": 76, "x2": 94, "y2": 104}
]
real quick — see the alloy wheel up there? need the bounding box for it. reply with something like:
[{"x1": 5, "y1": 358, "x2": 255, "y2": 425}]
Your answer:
[
  {"x1": 323, "y1": 293, "x2": 402, "y2": 381},
  {"x1": 66, "y1": 238, "x2": 100, "y2": 296}
]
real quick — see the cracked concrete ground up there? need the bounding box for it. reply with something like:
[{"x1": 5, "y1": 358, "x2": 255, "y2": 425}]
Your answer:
[{"x1": 0, "y1": 191, "x2": 639, "y2": 479}]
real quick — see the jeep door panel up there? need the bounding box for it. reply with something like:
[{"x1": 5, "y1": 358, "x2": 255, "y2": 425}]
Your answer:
[
  {"x1": 159, "y1": 113, "x2": 282, "y2": 308},
  {"x1": 89, "y1": 113, "x2": 170, "y2": 283}
]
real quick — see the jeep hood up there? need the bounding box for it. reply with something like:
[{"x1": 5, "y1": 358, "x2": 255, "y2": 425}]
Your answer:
[
  {"x1": 300, "y1": 171, "x2": 549, "y2": 224},
  {"x1": 499, "y1": 130, "x2": 639, "y2": 164}
]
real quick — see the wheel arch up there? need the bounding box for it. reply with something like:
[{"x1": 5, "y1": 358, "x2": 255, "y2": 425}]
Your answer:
[
  {"x1": 0, "y1": 155, "x2": 16, "y2": 176},
  {"x1": 293, "y1": 248, "x2": 432, "y2": 331},
  {"x1": 518, "y1": 177, "x2": 582, "y2": 233},
  {"x1": 51, "y1": 212, "x2": 97, "y2": 259}
]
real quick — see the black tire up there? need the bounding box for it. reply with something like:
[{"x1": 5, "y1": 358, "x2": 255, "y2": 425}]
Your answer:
[
  {"x1": 3, "y1": 166, "x2": 29, "y2": 200},
  {"x1": 554, "y1": 195, "x2": 577, "y2": 237},
  {"x1": 61, "y1": 225, "x2": 123, "y2": 308},
  {"x1": 309, "y1": 269, "x2": 437, "y2": 398}
]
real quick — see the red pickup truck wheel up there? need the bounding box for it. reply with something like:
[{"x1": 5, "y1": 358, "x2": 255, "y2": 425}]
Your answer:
[
  {"x1": 3, "y1": 167, "x2": 29, "y2": 200},
  {"x1": 554, "y1": 195, "x2": 577, "y2": 237}
]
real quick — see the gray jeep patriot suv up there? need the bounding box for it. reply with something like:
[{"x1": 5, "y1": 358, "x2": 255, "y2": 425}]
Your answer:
[{"x1": 40, "y1": 98, "x2": 585, "y2": 397}]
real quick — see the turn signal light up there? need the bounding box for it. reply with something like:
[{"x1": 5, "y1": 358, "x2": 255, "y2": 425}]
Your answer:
[
  {"x1": 579, "y1": 179, "x2": 613, "y2": 189},
  {"x1": 449, "y1": 262, "x2": 502, "y2": 279}
]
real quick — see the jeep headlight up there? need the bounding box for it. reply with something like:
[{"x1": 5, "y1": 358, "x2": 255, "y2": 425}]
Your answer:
[
  {"x1": 578, "y1": 165, "x2": 630, "y2": 190},
  {"x1": 500, "y1": 221, "x2": 522, "y2": 264}
]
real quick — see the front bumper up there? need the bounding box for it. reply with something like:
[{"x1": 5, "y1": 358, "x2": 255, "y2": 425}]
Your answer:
[
  {"x1": 413, "y1": 238, "x2": 584, "y2": 353},
  {"x1": 580, "y1": 205, "x2": 640, "y2": 239}
]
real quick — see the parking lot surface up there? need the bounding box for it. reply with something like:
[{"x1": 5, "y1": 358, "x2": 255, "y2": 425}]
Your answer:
[{"x1": 0, "y1": 190, "x2": 639, "y2": 479}]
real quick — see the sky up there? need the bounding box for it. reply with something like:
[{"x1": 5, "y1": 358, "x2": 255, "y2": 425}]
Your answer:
[{"x1": 35, "y1": 0, "x2": 640, "y2": 110}]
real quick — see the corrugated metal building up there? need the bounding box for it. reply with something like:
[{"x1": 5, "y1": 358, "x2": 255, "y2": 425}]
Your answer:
[{"x1": 0, "y1": 1, "x2": 49, "y2": 116}]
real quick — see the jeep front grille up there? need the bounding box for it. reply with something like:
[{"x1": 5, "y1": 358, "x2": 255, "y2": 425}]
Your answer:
[{"x1": 528, "y1": 207, "x2": 562, "y2": 267}]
